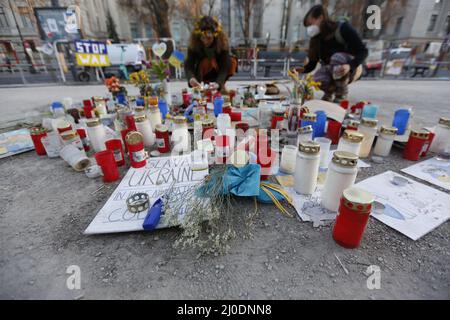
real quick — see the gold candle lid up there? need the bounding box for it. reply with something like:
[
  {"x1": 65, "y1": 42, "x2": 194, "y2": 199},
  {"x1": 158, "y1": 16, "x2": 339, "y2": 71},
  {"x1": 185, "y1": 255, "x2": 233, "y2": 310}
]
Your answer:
[
  {"x1": 155, "y1": 124, "x2": 168, "y2": 133},
  {"x1": 298, "y1": 125, "x2": 313, "y2": 134},
  {"x1": 86, "y1": 118, "x2": 101, "y2": 127},
  {"x1": 60, "y1": 130, "x2": 78, "y2": 141},
  {"x1": 93, "y1": 96, "x2": 104, "y2": 101},
  {"x1": 299, "y1": 141, "x2": 321, "y2": 155},
  {"x1": 126, "y1": 131, "x2": 144, "y2": 146},
  {"x1": 439, "y1": 117, "x2": 450, "y2": 127},
  {"x1": 223, "y1": 102, "x2": 232, "y2": 109},
  {"x1": 173, "y1": 116, "x2": 187, "y2": 124},
  {"x1": 361, "y1": 118, "x2": 378, "y2": 128},
  {"x1": 380, "y1": 126, "x2": 398, "y2": 136},
  {"x1": 202, "y1": 119, "x2": 215, "y2": 129},
  {"x1": 410, "y1": 129, "x2": 430, "y2": 140},
  {"x1": 302, "y1": 113, "x2": 317, "y2": 122},
  {"x1": 342, "y1": 187, "x2": 374, "y2": 213},
  {"x1": 30, "y1": 126, "x2": 47, "y2": 135},
  {"x1": 343, "y1": 130, "x2": 364, "y2": 143},
  {"x1": 332, "y1": 151, "x2": 358, "y2": 168},
  {"x1": 134, "y1": 115, "x2": 147, "y2": 123},
  {"x1": 134, "y1": 106, "x2": 145, "y2": 113}
]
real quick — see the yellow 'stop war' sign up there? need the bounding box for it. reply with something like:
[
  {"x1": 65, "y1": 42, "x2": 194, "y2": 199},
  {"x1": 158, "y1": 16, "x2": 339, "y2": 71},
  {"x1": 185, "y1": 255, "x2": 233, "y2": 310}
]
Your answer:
[{"x1": 75, "y1": 40, "x2": 111, "y2": 67}]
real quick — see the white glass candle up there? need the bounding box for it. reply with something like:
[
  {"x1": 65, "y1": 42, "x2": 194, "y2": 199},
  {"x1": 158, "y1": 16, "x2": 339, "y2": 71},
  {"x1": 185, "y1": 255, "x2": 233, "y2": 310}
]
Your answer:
[
  {"x1": 430, "y1": 117, "x2": 450, "y2": 153},
  {"x1": 94, "y1": 97, "x2": 108, "y2": 116},
  {"x1": 135, "y1": 115, "x2": 155, "y2": 148},
  {"x1": 148, "y1": 106, "x2": 162, "y2": 132},
  {"x1": 280, "y1": 145, "x2": 297, "y2": 174},
  {"x1": 373, "y1": 126, "x2": 398, "y2": 157},
  {"x1": 60, "y1": 130, "x2": 85, "y2": 153},
  {"x1": 297, "y1": 126, "x2": 313, "y2": 147},
  {"x1": 258, "y1": 100, "x2": 273, "y2": 129},
  {"x1": 193, "y1": 121, "x2": 203, "y2": 150},
  {"x1": 172, "y1": 116, "x2": 190, "y2": 153},
  {"x1": 315, "y1": 137, "x2": 332, "y2": 169},
  {"x1": 86, "y1": 118, "x2": 107, "y2": 152},
  {"x1": 321, "y1": 151, "x2": 359, "y2": 212},
  {"x1": 358, "y1": 118, "x2": 378, "y2": 158},
  {"x1": 294, "y1": 141, "x2": 321, "y2": 195},
  {"x1": 337, "y1": 130, "x2": 364, "y2": 156},
  {"x1": 217, "y1": 114, "x2": 231, "y2": 135}
]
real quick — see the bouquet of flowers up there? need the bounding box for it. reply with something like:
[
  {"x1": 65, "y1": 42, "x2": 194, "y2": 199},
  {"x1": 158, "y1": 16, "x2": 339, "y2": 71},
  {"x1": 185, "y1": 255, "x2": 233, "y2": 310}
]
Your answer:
[
  {"x1": 105, "y1": 76, "x2": 127, "y2": 98},
  {"x1": 287, "y1": 69, "x2": 321, "y2": 105}
]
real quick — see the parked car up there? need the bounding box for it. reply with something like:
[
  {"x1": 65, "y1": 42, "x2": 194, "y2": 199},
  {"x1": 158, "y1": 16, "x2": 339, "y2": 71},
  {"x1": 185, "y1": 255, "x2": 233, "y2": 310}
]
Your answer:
[{"x1": 107, "y1": 43, "x2": 146, "y2": 74}]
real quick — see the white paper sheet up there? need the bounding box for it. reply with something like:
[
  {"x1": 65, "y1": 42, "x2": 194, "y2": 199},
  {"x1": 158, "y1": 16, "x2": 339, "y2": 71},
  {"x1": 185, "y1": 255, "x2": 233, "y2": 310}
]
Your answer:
[
  {"x1": 84, "y1": 155, "x2": 208, "y2": 235},
  {"x1": 356, "y1": 171, "x2": 450, "y2": 241},
  {"x1": 401, "y1": 158, "x2": 450, "y2": 191}
]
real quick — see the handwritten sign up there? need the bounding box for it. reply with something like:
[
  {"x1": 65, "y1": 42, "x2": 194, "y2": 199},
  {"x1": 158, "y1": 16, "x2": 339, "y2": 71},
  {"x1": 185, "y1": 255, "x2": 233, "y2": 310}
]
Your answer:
[
  {"x1": 75, "y1": 40, "x2": 111, "y2": 67},
  {"x1": 84, "y1": 155, "x2": 208, "y2": 235}
]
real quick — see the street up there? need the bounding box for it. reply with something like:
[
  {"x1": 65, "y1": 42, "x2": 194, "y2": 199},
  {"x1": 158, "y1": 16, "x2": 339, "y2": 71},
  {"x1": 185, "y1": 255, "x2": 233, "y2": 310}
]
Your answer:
[{"x1": 0, "y1": 79, "x2": 449, "y2": 299}]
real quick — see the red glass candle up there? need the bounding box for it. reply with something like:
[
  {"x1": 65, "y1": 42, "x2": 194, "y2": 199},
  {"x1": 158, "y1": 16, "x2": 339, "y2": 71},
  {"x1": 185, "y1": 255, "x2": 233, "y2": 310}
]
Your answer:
[
  {"x1": 340, "y1": 100, "x2": 349, "y2": 110},
  {"x1": 126, "y1": 131, "x2": 147, "y2": 168},
  {"x1": 230, "y1": 112, "x2": 242, "y2": 122},
  {"x1": 215, "y1": 135, "x2": 230, "y2": 164},
  {"x1": 333, "y1": 188, "x2": 374, "y2": 249},
  {"x1": 76, "y1": 128, "x2": 91, "y2": 152},
  {"x1": 95, "y1": 150, "x2": 120, "y2": 183},
  {"x1": 327, "y1": 120, "x2": 342, "y2": 145},
  {"x1": 155, "y1": 124, "x2": 170, "y2": 154},
  {"x1": 271, "y1": 110, "x2": 285, "y2": 130},
  {"x1": 235, "y1": 122, "x2": 250, "y2": 133},
  {"x1": 258, "y1": 148, "x2": 275, "y2": 181},
  {"x1": 222, "y1": 103, "x2": 232, "y2": 115},
  {"x1": 83, "y1": 100, "x2": 94, "y2": 119},
  {"x1": 182, "y1": 91, "x2": 191, "y2": 106},
  {"x1": 30, "y1": 127, "x2": 47, "y2": 156},
  {"x1": 105, "y1": 139, "x2": 125, "y2": 167},
  {"x1": 404, "y1": 130, "x2": 430, "y2": 161},
  {"x1": 256, "y1": 133, "x2": 269, "y2": 158},
  {"x1": 125, "y1": 115, "x2": 137, "y2": 131},
  {"x1": 421, "y1": 131, "x2": 435, "y2": 157},
  {"x1": 202, "y1": 120, "x2": 215, "y2": 141}
]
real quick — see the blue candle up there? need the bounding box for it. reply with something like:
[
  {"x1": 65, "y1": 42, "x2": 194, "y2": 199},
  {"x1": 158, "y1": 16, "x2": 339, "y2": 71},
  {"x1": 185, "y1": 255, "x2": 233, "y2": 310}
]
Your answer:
[
  {"x1": 116, "y1": 92, "x2": 127, "y2": 105},
  {"x1": 362, "y1": 104, "x2": 379, "y2": 119},
  {"x1": 392, "y1": 109, "x2": 411, "y2": 135},
  {"x1": 158, "y1": 99, "x2": 168, "y2": 120},
  {"x1": 214, "y1": 96, "x2": 224, "y2": 117},
  {"x1": 314, "y1": 111, "x2": 327, "y2": 138}
]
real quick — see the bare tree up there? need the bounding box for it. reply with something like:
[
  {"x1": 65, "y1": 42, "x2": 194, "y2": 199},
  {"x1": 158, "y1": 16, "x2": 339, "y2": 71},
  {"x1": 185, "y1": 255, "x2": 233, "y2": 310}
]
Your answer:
[
  {"x1": 175, "y1": 0, "x2": 218, "y2": 32},
  {"x1": 279, "y1": 0, "x2": 294, "y2": 48},
  {"x1": 235, "y1": 0, "x2": 272, "y2": 46}
]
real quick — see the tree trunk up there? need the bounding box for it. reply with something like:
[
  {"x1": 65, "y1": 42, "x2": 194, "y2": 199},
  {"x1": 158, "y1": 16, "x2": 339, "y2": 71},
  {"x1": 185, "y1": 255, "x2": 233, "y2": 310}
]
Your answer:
[{"x1": 146, "y1": 0, "x2": 173, "y2": 38}]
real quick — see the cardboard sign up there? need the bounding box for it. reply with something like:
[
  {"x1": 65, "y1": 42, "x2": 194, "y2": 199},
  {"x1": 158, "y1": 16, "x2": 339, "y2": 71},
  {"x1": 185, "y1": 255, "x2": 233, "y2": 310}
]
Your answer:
[
  {"x1": 84, "y1": 155, "x2": 208, "y2": 235},
  {"x1": 75, "y1": 40, "x2": 110, "y2": 67}
]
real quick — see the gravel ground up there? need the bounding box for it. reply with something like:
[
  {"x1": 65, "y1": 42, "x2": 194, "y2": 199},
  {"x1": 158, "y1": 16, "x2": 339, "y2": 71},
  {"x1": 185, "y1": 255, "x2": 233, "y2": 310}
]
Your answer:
[
  {"x1": 0, "y1": 146, "x2": 449, "y2": 300},
  {"x1": 1, "y1": 80, "x2": 449, "y2": 300}
]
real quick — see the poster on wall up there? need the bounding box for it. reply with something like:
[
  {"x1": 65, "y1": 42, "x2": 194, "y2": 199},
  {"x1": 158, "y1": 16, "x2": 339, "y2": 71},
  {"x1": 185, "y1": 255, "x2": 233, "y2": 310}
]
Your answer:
[
  {"x1": 34, "y1": 7, "x2": 81, "y2": 42},
  {"x1": 84, "y1": 155, "x2": 209, "y2": 235},
  {"x1": 74, "y1": 40, "x2": 111, "y2": 67}
]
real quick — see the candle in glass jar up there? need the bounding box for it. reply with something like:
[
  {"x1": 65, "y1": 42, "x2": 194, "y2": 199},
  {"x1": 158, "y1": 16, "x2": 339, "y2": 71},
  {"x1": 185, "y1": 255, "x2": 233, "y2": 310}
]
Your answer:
[
  {"x1": 76, "y1": 128, "x2": 90, "y2": 152},
  {"x1": 86, "y1": 118, "x2": 107, "y2": 152},
  {"x1": 202, "y1": 119, "x2": 215, "y2": 140},
  {"x1": 258, "y1": 100, "x2": 273, "y2": 130},
  {"x1": 358, "y1": 118, "x2": 378, "y2": 158},
  {"x1": 217, "y1": 113, "x2": 231, "y2": 135},
  {"x1": 321, "y1": 151, "x2": 359, "y2": 212},
  {"x1": 297, "y1": 125, "x2": 313, "y2": 147},
  {"x1": 403, "y1": 129, "x2": 430, "y2": 161},
  {"x1": 155, "y1": 124, "x2": 170, "y2": 154},
  {"x1": 337, "y1": 130, "x2": 364, "y2": 156},
  {"x1": 333, "y1": 187, "x2": 374, "y2": 249},
  {"x1": 373, "y1": 126, "x2": 398, "y2": 157},
  {"x1": 172, "y1": 116, "x2": 190, "y2": 153},
  {"x1": 301, "y1": 113, "x2": 318, "y2": 139},
  {"x1": 271, "y1": 108, "x2": 285, "y2": 130},
  {"x1": 280, "y1": 145, "x2": 297, "y2": 174},
  {"x1": 294, "y1": 141, "x2": 321, "y2": 195},
  {"x1": 148, "y1": 105, "x2": 162, "y2": 132},
  {"x1": 105, "y1": 139, "x2": 125, "y2": 167},
  {"x1": 135, "y1": 115, "x2": 155, "y2": 148},
  {"x1": 30, "y1": 127, "x2": 48, "y2": 156},
  {"x1": 126, "y1": 132, "x2": 147, "y2": 168},
  {"x1": 430, "y1": 117, "x2": 450, "y2": 153},
  {"x1": 60, "y1": 130, "x2": 85, "y2": 153},
  {"x1": 93, "y1": 97, "x2": 107, "y2": 116}
]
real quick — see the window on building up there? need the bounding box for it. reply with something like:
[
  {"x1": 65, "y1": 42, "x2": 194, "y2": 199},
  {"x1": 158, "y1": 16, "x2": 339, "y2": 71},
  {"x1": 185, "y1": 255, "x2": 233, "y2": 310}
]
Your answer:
[
  {"x1": 145, "y1": 25, "x2": 153, "y2": 38},
  {"x1": 0, "y1": 6, "x2": 9, "y2": 28},
  {"x1": 130, "y1": 22, "x2": 140, "y2": 39},
  {"x1": 18, "y1": 7, "x2": 33, "y2": 29},
  {"x1": 427, "y1": 14, "x2": 438, "y2": 32},
  {"x1": 445, "y1": 15, "x2": 450, "y2": 35},
  {"x1": 394, "y1": 17, "x2": 403, "y2": 36}
]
